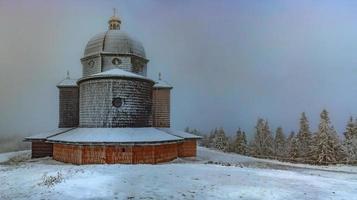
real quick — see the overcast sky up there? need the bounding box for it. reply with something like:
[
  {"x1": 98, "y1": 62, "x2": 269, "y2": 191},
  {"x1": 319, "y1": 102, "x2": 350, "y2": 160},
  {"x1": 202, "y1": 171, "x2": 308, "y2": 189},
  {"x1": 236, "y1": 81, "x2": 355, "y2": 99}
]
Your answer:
[{"x1": 1, "y1": 0, "x2": 357, "y2": 138}]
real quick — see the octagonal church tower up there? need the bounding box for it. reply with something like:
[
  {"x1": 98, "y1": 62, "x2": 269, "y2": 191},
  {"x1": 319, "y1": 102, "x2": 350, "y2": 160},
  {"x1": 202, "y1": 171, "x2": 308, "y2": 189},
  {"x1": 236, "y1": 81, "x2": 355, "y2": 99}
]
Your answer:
[{"x1": 25, "y1": 11, "x2": 200, "y2": 164}]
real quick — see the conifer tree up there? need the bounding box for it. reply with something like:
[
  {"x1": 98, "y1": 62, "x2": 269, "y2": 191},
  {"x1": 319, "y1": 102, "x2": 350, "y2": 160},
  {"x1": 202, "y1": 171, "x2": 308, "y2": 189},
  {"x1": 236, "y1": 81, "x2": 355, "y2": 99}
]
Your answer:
[
  {"x1": 213, "y1": 127, "x2": 229, "y2": 152},
  {"x1": 262, "y1": 120, "x2": 274, "y2": 156},
  {"x1": 250, "y1": 119, "x2": 274, "y2": 156},
  {"x1": 311, "y1": 110, "x2": 345, "y2": 165},
  {"x1": 285, "y1": 131, "x2": 296, "y2": 157},
  {"x1": 287, "y1": 131, "x2": 295, "y2": 142},
  {"x1": 250, "y1": 118, "x2": 264, "y2": 156},
  {"x1": 274, "y1": 127, "x2": 286, "y2": 157},
  {"x1": 343, "y1": 117, "x2": 357, "y2": 162},
  {"x1": 241, "y1": 131, "x2": 248, "y2": 155},
  {"x1": 296, "y1": 112, "x2": 312, "y2": 159},
  {"x1": 344, "y1": 117, "x2": 355, "y2": 140},
  {"x1": 232, "y1": 128, "x2": 248, "y2": 155},
  {"x1": 288, "y1": 137, "x2": 300, "y2": 160}
]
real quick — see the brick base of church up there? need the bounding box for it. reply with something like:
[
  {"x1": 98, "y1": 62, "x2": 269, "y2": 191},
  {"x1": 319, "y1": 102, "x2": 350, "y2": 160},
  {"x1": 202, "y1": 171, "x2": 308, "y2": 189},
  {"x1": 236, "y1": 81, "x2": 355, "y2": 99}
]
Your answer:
[{"x1": 51, "y1": 140, "x2": 197, "y2": 165}]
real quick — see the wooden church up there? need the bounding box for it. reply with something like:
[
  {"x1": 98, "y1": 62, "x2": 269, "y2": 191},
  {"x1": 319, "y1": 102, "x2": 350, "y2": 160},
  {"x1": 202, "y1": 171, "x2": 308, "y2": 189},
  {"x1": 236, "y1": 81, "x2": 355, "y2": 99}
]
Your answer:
[{"x1": 25, "y1": 10, "x2": 200, "y2": 164}]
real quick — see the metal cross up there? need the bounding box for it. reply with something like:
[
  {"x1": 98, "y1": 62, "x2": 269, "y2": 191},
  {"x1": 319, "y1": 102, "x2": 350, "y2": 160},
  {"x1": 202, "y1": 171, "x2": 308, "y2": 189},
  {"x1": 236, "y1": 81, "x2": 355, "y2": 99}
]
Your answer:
[{"x1": 113, "y1": 8, "x2": 117, "y2": 16}]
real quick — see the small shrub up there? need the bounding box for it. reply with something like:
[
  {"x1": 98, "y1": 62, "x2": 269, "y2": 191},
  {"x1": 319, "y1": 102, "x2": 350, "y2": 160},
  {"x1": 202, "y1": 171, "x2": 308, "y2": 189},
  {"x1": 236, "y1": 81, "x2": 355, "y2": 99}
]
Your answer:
[{"x1": 40, "y1": 172, "x2": 64, "y2": 187}]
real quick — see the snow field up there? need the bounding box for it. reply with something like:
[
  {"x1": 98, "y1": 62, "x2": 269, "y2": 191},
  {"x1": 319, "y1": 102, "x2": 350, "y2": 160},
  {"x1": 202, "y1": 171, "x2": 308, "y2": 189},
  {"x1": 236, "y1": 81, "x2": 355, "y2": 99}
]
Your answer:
[{"x1": 1, "y1": 147, "x2": 357, "y2": 200}]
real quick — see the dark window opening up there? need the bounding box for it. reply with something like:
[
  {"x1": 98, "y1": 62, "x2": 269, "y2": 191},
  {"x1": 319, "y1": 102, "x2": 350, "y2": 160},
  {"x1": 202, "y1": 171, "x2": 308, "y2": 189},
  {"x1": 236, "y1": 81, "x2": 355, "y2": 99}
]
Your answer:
[
  {"x1": 88, "y1": 60, "x2": 95, "y2": 67},
  {"x1": 112, "y1": 58, "x2": 122, "y2": 65},
  {"x1": 112, "y1": 97, "x2": 123, "y2": 108}
]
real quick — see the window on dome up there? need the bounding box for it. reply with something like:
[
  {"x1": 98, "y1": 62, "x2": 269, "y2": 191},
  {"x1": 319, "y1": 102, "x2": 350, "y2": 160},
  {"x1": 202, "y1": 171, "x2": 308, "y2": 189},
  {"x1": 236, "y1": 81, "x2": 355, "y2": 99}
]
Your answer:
[
  {"x1": 112, "y1": 58, "x2": 122, "y2": 65},
  {"x1": 88, "y1": 60, "x2": 95, "y2": 68},
  {"x1": 112, "y1": 97, "x2": 123, "y2": 108}
]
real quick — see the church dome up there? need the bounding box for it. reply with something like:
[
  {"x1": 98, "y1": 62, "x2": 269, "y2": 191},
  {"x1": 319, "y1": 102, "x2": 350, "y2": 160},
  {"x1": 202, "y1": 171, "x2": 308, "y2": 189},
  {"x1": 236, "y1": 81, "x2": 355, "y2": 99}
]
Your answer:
[{"x1": 84, "y1": 30, "x2": 146, "y2": 58}]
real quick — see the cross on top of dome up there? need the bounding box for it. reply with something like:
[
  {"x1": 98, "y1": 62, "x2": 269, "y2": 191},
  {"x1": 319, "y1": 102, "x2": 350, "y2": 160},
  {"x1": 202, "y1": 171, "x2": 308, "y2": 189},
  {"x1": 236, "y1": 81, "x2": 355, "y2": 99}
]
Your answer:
[{"x1": 108, "y1": 8, "x2": 121, "y2": 30}]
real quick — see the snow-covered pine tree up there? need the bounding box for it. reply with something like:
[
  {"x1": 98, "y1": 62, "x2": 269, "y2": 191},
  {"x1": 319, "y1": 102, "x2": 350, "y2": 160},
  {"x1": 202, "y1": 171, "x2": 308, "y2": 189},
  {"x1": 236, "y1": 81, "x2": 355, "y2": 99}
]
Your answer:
[
  {"x1": 343, "y1": 117, "x2": 357, "y2": 162},
  {"x1": 286, "y1": 131, "x2": 294, "y2": 144},
  {"x1": 288, "y1": 137, "x2": 299, "y2": 161},
  {"x1": 232, "y1": 128, "x2": 248, "y2": 155},
  {"x1": 262, "y1": 120, "x2": 274, "y2": 156},
  {"x1": 227, "y1": 136, "x2": 235, "y2": 152},
  {"x1": 285, "y1": 131, "x2": 295, "y2": 158},
  {"x1": 274, "y1": 127, "x2": 286, "y2": 157},
  {"x1": 250, "y1": 119, "x2": 274, "y2": 157},
  {"x1": 344, "y1": 117, "x2": 355, "y2": 140},
  {"x1": 311, "y1": 109, "x2": 346, "y2": 165},
  {"x1": 241, "y1": 131, "x2": 248, "y2": 155},
  {"x1": 296, "y1": 112, "x2": 312, "y2": 160},
  {"x1": 250, "y1": 118, "x2": 264, "y2": 156},
  {"x1": 213, "y1": 127, "x2": 229, "y2": 152},
  {"x1": 229, "y1": 128, "x2": 239, "y2": 152}
]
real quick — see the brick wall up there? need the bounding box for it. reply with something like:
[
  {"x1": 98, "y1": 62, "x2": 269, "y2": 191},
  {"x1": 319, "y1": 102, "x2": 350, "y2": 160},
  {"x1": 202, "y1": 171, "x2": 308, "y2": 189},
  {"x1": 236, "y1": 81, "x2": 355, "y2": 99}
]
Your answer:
[
  {"x1": 178, "y1": 139, "x2": 197, "y2": 157},
  {"x1": 152, "y1": 89, "x2": 171, "y2": 127},
  {"x1": 58, "y1": 87, "x2": 79, "y2": 128}
]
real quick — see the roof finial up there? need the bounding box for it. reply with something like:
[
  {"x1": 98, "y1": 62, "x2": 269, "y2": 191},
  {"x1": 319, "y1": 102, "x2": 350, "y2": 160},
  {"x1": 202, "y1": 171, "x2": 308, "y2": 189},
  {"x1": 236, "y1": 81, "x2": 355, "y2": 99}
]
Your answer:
[
  {"x1": 158, "y1": 72, "x2": 162, "y2": 80},
  {"x1": 66, "y1": 70, "x2": 70, "y2": 79},
  {"x1": 108, "y1": 8, "x2": 121, "y2": 30},
  {"x1": 113, "y1": 8, "x2": 117, "y2": 17}
]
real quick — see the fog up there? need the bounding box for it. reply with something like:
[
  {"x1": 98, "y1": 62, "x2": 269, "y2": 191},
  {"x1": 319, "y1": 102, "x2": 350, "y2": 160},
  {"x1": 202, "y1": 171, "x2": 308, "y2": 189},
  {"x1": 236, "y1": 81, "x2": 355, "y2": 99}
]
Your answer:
[{"x1": 1, "y1": 0, "x2": 357, "y2": 146}]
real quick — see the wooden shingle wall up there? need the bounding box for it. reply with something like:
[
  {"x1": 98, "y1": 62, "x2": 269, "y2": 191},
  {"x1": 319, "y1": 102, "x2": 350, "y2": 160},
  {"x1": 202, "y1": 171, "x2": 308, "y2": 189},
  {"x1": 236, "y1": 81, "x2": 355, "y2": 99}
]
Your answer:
[
  {"x1": 178, "y1": 139, "x2": 197, "y2": 157},
  {"x1": 31, "y1": 141, "x2": 53, "y2": 158},
  {"x1": 152, "y1": 89, "x2": 171, "y2": 127},
  {"x1": 52, "y1": 142, "x2": 186, "y2": 164},
  {"x1": 58, "y1": 87, "x2": 79, "y2": 128}
]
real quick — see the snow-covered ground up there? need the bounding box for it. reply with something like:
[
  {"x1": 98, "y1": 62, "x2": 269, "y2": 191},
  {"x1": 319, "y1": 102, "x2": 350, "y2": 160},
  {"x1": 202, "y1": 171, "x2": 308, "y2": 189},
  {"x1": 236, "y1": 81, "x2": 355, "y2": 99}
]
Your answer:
[{"x1": 1, "y1": 147, "x2": 357, "y2": 200}]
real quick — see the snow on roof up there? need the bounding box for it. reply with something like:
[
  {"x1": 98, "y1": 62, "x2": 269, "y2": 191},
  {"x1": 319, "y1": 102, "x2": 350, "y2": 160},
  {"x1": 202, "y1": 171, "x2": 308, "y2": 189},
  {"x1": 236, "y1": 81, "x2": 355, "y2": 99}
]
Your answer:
[
  {"x1": 158, "y1": 128, "x2": 202, "y2": 139},
  {"x1": 57, "y1": 78, "x2": 78, "y2": 87},
  {"x1": 80, "y1": 69, "x2": 154, "y2": 82},
  {"x1": 47, "y1": 128, "x2": 183, "y2": 144},
  {"x1": 153, "y1": 80, "x2": 173, "y2": 89},
  {"x1": 84, "y1": 30, "x2": 146, "y2": 58},
  {"x1": 25, "y1": 128, "x2": 74, "y2": 141}
]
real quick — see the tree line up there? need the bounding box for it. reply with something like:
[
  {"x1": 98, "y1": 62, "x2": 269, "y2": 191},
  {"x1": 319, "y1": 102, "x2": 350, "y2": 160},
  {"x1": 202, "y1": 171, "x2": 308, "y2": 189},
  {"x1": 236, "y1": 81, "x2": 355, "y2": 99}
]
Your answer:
[{"x1": 186, "y1": 109, "x2": 357, "y2": 165}]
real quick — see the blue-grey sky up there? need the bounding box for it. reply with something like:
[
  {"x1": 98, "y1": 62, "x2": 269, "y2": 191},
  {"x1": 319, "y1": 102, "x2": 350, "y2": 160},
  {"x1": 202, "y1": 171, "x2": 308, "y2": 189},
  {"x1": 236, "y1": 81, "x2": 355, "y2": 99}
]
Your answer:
[{"x1": 1, "y1": 0, "x2": 357, "y2": 137}]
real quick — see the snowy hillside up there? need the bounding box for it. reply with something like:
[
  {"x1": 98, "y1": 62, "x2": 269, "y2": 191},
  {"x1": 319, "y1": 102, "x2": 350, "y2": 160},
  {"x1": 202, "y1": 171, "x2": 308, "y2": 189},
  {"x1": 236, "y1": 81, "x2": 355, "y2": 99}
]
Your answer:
[{"x1": 1, "y1": 147, "x2": 357, "y2": 200}]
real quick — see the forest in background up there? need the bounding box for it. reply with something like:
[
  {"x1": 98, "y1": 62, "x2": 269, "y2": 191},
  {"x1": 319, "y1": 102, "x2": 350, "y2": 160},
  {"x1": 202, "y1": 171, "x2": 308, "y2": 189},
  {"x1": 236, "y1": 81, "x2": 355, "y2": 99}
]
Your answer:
[
  {"x1": 187, "y1": 109, "x2": 357, "y2": 165},
  {"x1": 1, "y1": 109, "x2": 357, "y2": 166}
]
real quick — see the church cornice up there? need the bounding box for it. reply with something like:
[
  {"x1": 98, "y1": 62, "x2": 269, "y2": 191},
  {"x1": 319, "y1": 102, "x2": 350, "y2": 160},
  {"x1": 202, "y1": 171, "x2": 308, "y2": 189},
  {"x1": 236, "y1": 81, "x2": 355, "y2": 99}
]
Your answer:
[{"x1": 81, "y1": 52, "x2": 149, "y2": 63}]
